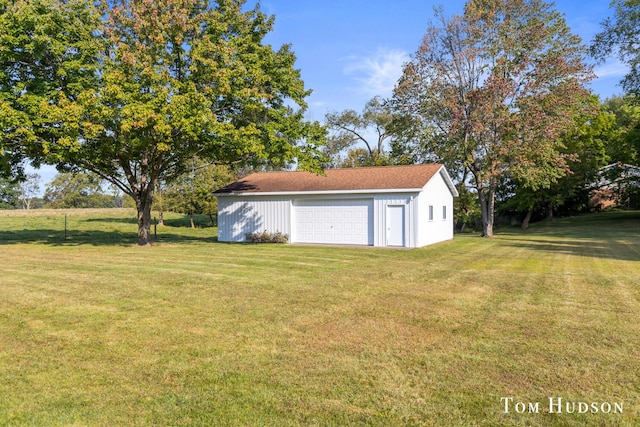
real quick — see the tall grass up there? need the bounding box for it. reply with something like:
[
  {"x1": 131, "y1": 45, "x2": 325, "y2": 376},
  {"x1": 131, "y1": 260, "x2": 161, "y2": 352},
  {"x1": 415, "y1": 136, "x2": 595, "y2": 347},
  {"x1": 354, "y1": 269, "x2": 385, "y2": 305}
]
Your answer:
[{"x1": 0, "y1": 209, "x2": 638, "y2": 425}]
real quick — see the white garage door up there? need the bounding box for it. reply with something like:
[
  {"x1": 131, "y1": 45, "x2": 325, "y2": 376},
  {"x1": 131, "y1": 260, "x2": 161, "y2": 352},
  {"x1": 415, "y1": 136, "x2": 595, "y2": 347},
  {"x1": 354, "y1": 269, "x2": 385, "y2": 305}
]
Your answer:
[{"x1": 293, "y1": 199, "x2": 373, "y2": 245}]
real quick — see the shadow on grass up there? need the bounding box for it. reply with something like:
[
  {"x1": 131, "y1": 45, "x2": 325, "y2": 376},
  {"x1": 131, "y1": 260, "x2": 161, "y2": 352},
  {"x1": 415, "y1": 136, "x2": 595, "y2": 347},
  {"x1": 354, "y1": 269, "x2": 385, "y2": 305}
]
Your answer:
[
  {"x1": 162, "y1": 215, "x2": 215, "y2": 228},
  {"x1": 0, "y1": 229, "x2": 218, "y2": 246},
  {"x1": 491, "y1": 210, "x2": 640, "y2": 261},
  {"x1": 84, "y1": 217, "x2": 138, "y2": 224},
  {"x1": 500, "y1": 237, "x2": 640, "y2": 262},
  {"x1": 84, "y1": 214, "x2": 215, "y2": 228}
]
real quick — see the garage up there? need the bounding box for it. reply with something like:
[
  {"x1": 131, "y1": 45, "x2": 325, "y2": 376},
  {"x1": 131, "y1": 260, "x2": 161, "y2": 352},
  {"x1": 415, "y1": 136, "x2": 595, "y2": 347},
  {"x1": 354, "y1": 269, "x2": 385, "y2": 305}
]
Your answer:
[
  {"x1": 292, "y1": 199, "x2": 373, "y2": 245},
  {"x1": 215, "y1": 164, "x2": 458, "y2": 248}
]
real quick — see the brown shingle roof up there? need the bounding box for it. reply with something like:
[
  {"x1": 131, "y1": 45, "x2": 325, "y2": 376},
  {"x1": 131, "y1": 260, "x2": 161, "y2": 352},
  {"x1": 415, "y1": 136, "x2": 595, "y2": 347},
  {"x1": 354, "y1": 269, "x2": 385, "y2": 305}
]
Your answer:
[{"x1": 215, "y1": 164, "x2": 445, "y2": 194}]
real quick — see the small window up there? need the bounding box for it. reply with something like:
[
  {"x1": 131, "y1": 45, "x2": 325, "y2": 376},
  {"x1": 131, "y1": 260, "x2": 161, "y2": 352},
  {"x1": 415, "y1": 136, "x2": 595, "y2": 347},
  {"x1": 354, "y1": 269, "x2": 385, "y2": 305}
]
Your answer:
[
  {"x1": 443, "y1": 206, "x2": 447, "y2": 220},
  {"x1": 428, "y1": 205, "x2": 434, "y2": 221}
]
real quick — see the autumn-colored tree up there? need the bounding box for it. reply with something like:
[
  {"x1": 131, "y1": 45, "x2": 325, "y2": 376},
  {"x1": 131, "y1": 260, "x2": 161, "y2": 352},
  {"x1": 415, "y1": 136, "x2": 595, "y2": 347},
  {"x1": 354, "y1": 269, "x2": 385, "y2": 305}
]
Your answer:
[
  {"x1": 392, "y1": 0, "x2": 594, "y2": 236},
  {"x1": 0, "y1": 0, "x2": 325, "y2": 245}
]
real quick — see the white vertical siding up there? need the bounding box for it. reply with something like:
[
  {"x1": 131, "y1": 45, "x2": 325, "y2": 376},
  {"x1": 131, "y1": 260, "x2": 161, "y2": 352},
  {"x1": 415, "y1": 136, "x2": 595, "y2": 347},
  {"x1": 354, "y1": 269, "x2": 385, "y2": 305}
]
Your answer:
[
  {"x1": 373, "y1": 194, "x2": 416, "y2": 247},
  {"x1": 416, "y1": 170, "x2": 455, "y2": 247},
  {"x1": 217, "y1": 179, "x2": 455, "y2": 247},
  {"x1": 217, "y1": 196, "x2": 291, "y2": 242}
]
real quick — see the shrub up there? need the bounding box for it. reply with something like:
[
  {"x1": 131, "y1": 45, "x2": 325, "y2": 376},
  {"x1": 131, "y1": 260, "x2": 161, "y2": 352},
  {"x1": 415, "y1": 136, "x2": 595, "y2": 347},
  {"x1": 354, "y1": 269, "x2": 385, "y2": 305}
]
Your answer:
[{"x1": 245, "y1": 230, "x2": 289, "y2": 244}]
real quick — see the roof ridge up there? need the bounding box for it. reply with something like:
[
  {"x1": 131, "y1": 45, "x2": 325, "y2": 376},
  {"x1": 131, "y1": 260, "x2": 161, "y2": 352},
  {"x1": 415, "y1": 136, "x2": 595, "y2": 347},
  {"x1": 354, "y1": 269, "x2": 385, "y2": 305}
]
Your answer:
[
  {"x1": 245, "y1": 163, "x2": 442, "y2": 175},
  {"x1": 326, "y1": 163, "x2": 441, "y2": 171},
  {"x1": 216, "y1": 164, "x2": 446, "y2": 194}
]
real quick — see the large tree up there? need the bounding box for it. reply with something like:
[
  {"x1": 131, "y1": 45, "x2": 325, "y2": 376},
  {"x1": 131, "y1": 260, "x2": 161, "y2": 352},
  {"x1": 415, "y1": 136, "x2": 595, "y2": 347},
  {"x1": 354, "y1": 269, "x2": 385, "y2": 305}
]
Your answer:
[
  {"x1": 591, "y1": 0, "x2": 640, "y2": 97},
  {"x1": 323, "y1": 96, "x2": 394, "y2": 167},
  {"x1": 0, "y1": 0, "x2": 99, "y2": 179},
  {"x1": 0, "y1": 0, "x2": 325, "y2": 245},
  {"x1": 392, "y1": 0, "x2": 594, "y2": 236}
]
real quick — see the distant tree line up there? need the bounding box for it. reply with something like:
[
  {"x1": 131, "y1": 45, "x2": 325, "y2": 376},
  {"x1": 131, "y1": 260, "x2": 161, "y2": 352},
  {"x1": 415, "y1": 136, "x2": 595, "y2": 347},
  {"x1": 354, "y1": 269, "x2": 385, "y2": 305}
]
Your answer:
[
  {"x1": 0, "y1": 163, "x2": 237, "y2": 229},
  {"x1": 0, "y1": 172, "x2": 122, "y2": 209}
]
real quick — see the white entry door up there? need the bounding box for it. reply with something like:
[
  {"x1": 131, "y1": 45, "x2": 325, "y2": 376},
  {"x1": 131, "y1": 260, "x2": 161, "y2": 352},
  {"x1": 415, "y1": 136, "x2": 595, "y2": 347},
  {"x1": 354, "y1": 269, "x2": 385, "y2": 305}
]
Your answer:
[
  {"x1": 386, "y1": 205, "x2": 405, "y2": 246},
  {"x1": 293, "y1": 199, "x2": 373, "y2": 245}
]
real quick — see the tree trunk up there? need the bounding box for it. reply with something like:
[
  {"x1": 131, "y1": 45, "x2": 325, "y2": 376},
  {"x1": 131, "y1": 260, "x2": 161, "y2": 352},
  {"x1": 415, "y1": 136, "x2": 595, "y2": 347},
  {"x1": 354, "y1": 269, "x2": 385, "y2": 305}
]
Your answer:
[
  {"x1": 521, "y1": 208, "x2": 533, "y2": 230},
  {"x1": 135, "y1": 189, "x2": 154, "y2": 246},
  {"x1": 471, "y1": 165, "x2": 496, "y2": 238},
  {"x1": 546, "y1": 202, "x2": 554, "y2": 220},
  {"x1": 478, "y1": 186, "x2": 495, "y2": 237},
  {"x1": 189, "y1": 214, "x2": 195, "y2": 229}
]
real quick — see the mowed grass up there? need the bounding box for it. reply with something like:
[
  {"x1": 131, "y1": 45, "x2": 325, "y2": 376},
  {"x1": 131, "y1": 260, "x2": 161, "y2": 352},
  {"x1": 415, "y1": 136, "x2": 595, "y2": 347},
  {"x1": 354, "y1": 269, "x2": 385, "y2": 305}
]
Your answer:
[{"x1": 0, "y1": 209, "x2": 639, "y2": 426}]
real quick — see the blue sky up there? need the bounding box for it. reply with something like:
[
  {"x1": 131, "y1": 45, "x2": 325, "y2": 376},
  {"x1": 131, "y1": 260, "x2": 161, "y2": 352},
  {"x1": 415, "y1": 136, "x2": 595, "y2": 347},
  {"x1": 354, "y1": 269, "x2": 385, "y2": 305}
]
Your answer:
[
  {"x1": 32, "y1": 0, "x2": 627, "y2": 187},
  {"x1": 259, "y1": 0, "x2": 626, "y2": 122}
]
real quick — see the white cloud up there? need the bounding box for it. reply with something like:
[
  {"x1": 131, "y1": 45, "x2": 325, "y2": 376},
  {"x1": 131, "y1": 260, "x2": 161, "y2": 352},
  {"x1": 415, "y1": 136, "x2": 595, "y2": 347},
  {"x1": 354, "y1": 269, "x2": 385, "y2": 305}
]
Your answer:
[
  {"x1": 594, "y1": 59, "x2": 629, "y2": 79},
  {"x1": 343, "y1": 48, "x2": 409, "y2": 98}
]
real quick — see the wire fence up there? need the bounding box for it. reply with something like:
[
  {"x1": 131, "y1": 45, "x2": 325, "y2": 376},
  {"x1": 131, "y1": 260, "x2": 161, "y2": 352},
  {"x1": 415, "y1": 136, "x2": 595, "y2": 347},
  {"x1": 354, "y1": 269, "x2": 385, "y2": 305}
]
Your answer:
[{"x1": 0, "y1": 209, "x2": 217, "y2": 245}]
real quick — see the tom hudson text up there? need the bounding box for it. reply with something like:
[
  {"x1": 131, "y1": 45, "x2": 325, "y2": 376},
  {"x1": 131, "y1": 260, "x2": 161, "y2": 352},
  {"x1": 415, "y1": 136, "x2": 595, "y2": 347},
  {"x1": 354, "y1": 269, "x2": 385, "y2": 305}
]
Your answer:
[{"x1": 501, "y1": 396, "x2": 623, "y2": 414}]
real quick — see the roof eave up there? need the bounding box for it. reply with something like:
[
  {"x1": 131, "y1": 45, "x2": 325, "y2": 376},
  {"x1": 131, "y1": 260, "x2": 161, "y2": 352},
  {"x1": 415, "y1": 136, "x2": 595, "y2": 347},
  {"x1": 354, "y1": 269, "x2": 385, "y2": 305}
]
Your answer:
[{"x1": 215, "y1": 188, "x2": 425, "y2": 197}]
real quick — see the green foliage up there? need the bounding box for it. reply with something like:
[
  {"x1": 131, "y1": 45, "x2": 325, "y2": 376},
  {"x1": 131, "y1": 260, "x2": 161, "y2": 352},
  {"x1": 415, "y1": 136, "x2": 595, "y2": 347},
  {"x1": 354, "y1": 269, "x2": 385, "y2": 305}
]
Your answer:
[
  {"x1": 0, "y1": 0, "x2": 102, "y2": 173},
  {"x1": 0, "y1": 173, "x2": 43, "y2": 210},
  {"x1": 163, "y1": 159, "x2": 236, "y2": 226},
  {"x1": 0, "y1": 177, "x2": 19, "y2": 209},
  {"x1": 43, "y1": 172, "x2": 115, "y2": 209},
  {"x1": 497, "y1": 96, "x2": 615, "y2": 224},
  {"x1": 324, "y1": 96, "x2": 397, "y2": 167},
  {"x1": 454, "y1": 185, "x2": 481, "y2": 231},
  {"x1": 336, "y1": 147, "x2": 394, "y2": 168},
  {"x1": 604, "y1": 95, "x2": 640, "y2": 164},
  {"x1": 245, "y1": 230, "x2": 289, "y2": 243},
  {"x1": 579, "y1": 96, "x2": 640, "y2": 210},
  {"x1": 591, "y1": 0, "x2": 640, "y2": 97},
  {"x1": 0, "y1": 0, "x2": 326, "y2": 245}
]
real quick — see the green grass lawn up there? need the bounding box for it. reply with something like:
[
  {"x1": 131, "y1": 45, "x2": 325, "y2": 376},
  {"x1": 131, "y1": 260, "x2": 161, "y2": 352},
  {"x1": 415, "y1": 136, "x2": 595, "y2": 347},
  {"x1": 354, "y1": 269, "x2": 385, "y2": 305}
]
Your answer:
[{"x1": 1, "y1": 209, "x2": 639, "y2": 426}]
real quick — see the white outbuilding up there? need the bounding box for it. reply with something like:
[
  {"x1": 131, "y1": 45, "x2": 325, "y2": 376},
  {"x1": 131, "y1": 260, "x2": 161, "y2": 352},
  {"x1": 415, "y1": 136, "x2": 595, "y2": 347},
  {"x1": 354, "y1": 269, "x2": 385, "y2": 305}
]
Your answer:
[{"x1": 215, "y1": 164, "x2": 459, "y2": 248}]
